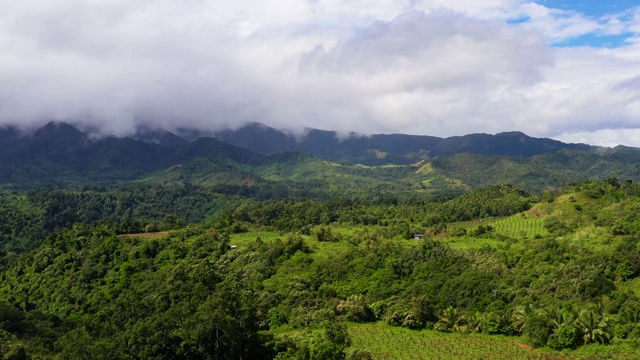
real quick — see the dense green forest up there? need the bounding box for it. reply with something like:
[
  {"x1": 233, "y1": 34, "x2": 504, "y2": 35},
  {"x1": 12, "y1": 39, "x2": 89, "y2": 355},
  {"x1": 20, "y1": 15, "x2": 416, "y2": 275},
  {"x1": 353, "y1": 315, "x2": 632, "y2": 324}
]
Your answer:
[
  {"x1": 3, "y1": 122, "x2": 640, "y2": 195},
  {"x1": 1, "y1": 178, "x2": 640, "y2": 359}
]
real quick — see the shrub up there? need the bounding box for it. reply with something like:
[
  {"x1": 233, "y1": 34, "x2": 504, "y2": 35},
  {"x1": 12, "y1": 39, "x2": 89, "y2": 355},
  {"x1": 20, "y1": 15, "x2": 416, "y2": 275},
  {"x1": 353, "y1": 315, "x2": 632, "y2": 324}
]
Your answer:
[
  {"x1": 346, "y1": 348, "x2": 373, "y2": 360},
  {"x1": 548, "y1": 323, "x2": 579, "y2": 350},
  {"x1": 336, "y1": 296, "x2": 373, "y2": 322},
  {"x1": 369, "y1": 301, "x2": 387, "y2": 321}
]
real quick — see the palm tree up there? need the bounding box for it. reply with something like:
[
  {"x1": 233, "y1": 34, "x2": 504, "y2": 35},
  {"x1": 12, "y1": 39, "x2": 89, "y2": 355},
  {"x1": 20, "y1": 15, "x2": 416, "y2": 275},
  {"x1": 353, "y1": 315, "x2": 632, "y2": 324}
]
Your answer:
[
  {"x1": 494, "y1": 311, "x2": 514, "y2": 335},
  {"x1": 619, "y1": 305, "x2": 640, "y2": 325},
  {"x1": 511, "y1": 304, "x2": 556, "y2": 346},
  {"x1": 542, "y1": 305, "x2": 578, "y2": 331},
  {"x1": 578, "y1": 309, "x2": 611, "y2": 344},
  {"x1": 541, "y1": 307, "x2": 566, "y2": 331},
  {"x1": 466, "y1": 311, "x2": 484, "y2": 333},
  {"x1": 437, "y1": 306, "x2": 467, "y2": 332},
  {"x1": 544, "y1": 306, "x2": 579, "y2": 350},
  {"x1": 511, "y1": 304, "x2": 536, "y2": 334},
  {"x1": 437, "y1": 306, "x2": 456, "y2": 330}
]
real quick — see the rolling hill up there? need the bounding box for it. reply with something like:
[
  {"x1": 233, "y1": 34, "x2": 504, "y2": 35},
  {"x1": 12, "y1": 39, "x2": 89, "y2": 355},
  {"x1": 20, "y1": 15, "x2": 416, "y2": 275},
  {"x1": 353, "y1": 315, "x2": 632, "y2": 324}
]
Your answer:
[{"x1": 1, "y1": 122, "x2": 639, "y2": 194}]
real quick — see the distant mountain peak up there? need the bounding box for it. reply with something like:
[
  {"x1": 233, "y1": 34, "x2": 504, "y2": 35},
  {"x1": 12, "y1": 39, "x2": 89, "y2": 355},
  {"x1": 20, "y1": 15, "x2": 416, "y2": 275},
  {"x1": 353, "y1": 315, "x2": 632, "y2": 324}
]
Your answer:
[
  {"x1": 0, "y1": 124, "x2": 20, "y2": 138},
  {"x1": 133, "y1": 126, "x2": 188, "y2": 146},
  {"x1": 495, "y1": 130, "x2": 528, "y2": 136},
  {"x1": 33, "y1": 121, "x2": 86, "y2": 137},
  {"x1": 29, "y1": 121, "x2": 88, "y2": 148}
]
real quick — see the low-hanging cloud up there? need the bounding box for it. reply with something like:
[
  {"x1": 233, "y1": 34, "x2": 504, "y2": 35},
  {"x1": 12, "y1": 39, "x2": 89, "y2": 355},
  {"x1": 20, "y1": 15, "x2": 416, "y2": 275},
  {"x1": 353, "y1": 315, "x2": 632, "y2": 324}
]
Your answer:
[
  {"x1": 1, "y1": 0, "x2": 640, "y2": 145},
  {"x1": 294, "y1": 10, "x2": 552, "y2": 134}
]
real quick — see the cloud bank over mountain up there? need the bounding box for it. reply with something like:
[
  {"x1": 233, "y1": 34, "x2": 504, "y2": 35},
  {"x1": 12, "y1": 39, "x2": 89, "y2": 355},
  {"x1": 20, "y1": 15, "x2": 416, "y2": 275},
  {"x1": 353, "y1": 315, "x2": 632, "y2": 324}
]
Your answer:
[{"x1": 1, "y1": 0, "x2": 640, "y2": 146}]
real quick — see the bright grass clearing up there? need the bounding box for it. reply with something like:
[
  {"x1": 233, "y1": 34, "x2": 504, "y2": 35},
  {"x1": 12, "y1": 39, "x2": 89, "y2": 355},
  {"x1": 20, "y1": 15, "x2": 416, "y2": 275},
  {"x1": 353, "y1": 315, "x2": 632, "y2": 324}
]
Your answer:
[
  {"x1": 229, "y1": 231, "x2": 280, "y2": 245},
  {"x1": 118, "y1": 231, "x2": 172, "y2": 240},
  {"x1": 348, "y1": 322, "x2": 556, "y2": 360},
  {"x1": 348, "y1": 322, "x2": 639, "y2": 360},
  {"x1": 492, "y1": 214, "x2": 548, "y2": 239},
  {"x1": 440, "y1": 236, "x2": 506, "y2": 250}
]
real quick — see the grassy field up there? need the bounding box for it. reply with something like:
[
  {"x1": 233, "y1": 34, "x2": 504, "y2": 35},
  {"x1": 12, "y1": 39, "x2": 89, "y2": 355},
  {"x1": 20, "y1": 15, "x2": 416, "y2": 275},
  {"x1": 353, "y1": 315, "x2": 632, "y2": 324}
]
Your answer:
[
  {"x1": 348, "y1": 322, "x2": 640, "y2": 360},
  {"x1": 118, "y1": 231, "x2": 172, "y2": 240},
  {"x1": 492, "y1": 214, "x2": 547, "y2": 239},
  {"x1": 229, "y1": 231, "x2": 281, "y2": 245},
  {"x1": 440, "y1": 236, "x2": 507, "y2": 250},
  {"x1": 349, "y1": 323, "x2": 558, "y2": 360}
]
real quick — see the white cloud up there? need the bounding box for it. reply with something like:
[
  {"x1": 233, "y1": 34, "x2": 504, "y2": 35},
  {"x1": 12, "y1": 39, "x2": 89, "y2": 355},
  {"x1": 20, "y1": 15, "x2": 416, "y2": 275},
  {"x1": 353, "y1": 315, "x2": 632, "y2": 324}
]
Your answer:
[
  {"x1": 517, "y1": 3, "x2": 601, "y2": 42},
  {"x1": 0, "y1": 0, "x2": 640, "y2": 146},
  {"x1": 556, "y1": 128, "x2": 640, "y2": 148},
  {"x1": 290, "y1": 10, "x2": 552, "y2": 134}
]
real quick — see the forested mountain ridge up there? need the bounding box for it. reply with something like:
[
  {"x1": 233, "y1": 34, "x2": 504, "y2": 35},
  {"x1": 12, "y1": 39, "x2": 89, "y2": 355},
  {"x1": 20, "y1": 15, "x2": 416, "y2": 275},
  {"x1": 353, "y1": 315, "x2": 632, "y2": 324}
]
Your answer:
[
  {"x1": 2, "y1": 122, "x2": 640, "y2": 195},
  {"x1": 0, "y1": 122, "x2": 261, "y2": 184},
  {"x1": 211, "y1": 122, "x2": 597, "y2": 165}
]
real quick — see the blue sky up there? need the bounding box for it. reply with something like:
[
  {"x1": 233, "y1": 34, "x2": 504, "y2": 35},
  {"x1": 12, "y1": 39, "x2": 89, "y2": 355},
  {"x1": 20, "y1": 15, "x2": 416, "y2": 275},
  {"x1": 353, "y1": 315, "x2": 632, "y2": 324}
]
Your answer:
[
  {"x1": 555, "y1": 32, "x2": 631, "y2": 48},
  {"x1": 540, "y1": 0, "x2": 637, "y2": 16},
  {"x1": 534, "y1": 0, "x2": 639, "y2": 48},
  {"x1": 1, "y1": 0, "x2": 640, "y2": 147},
  {"x1": 511, "y1": 0, "x2": 640, "y2": 48}
]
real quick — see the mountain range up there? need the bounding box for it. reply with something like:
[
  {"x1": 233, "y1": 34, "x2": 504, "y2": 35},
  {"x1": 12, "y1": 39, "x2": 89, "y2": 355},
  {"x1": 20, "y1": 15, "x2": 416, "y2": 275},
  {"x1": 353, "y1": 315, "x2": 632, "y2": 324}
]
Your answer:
[
  {"x1": 0, "y1": 121, "x2": 639, "y2": 193},
  {"x1": 211, "y1": 122, "x2": 598, "y2": 165}
]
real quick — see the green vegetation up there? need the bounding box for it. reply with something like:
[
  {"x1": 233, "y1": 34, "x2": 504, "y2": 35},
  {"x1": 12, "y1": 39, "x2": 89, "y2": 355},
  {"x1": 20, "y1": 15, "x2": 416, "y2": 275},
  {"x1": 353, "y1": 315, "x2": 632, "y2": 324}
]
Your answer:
[
  {"x1": 3, "y1": 122, "x2": 640, "y2": 195},
  {"x1": 492, "y1": 214, "x2": 548, "y2": 239},
  {"x1": 350, "y1": 322, "x2": 553, "y2": 360},
  {"x1": 349, "y1": 322, "x2": 640, "y2": 359},
  {"x1": 1, "y1": 178, "x2": 640, "y2": 358},
  {"x1": 230, "y1": 231, "x2": 281, "y2": 246}
]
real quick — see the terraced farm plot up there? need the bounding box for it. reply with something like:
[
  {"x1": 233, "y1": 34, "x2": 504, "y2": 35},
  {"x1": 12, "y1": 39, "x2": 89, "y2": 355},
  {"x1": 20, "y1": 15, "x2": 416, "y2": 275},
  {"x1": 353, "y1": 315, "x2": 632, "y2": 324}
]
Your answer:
[
  {"x1": 492, "y1": 215, "x2": 547, "y2": 239},
  {"x1": 349, "y1": 323, "x2": 560, "y2": 360},
  {"x1": 229, "y1": 231, "x2": 281, "y2": 245},
  {"x1": 348, "y1": 323, "x2": 638, "y2": 360}
]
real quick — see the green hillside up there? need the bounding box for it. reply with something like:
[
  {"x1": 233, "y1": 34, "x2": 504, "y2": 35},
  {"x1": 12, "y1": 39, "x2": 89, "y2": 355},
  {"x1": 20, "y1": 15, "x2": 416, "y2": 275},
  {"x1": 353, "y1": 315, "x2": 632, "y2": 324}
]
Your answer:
[
  {"x1": 212, "y1": 122, "x2": 596, "y2": 165},
  {"x1": 2, "y1": 122, "x2": 640, "y2": 196},
  {"x1": 141, "y1": 145, "x2": 640, "y2": 196},
  {"x1": 3, "y1": 123, "x2": 640, "y2": 358},
  {"x1": 425, "y1": 150, "x2": 640, "y2": 192},
  {"x1": 1, "y1": 179, "x2": 640, "y2": 358}
]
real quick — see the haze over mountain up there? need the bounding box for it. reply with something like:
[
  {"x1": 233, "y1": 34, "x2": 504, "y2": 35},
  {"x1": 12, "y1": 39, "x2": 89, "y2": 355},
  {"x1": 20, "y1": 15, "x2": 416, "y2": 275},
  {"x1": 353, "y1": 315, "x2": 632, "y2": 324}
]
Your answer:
[
  {"x1": 0, "y1": 122, "x2": 261, "y2": 184},
  {"x1": 1, "y1": 121, "x2": 640, "y2": 194},
  {"x1": 2, "y1": 2, "x2": 640, "y2": 147},
  {"x1": 0, "y1": 121, "x2": 599, "y2": 168}
]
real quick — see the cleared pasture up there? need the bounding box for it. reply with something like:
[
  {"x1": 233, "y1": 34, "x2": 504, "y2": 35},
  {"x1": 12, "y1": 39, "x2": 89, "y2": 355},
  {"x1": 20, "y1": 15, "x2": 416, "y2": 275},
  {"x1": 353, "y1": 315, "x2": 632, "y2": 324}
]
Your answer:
[
  {"x1": 492, "y1": 214, "x2": 547, "y2": 239},
  {"x1": 440, "y1": 236, "x2": 506, "y2": 250},
  {"x1": 348, "y1": 322, "x2": 639, "y2": 360},
  {"x1": 349, "y1": 323, "x2": 558, "y2": 360},
  {"x1": 118, "y1": 231, "x2": 171, "y2": 240},
  {"x1": 229, "y1": 231, "x2": 281, "y2": 245}
]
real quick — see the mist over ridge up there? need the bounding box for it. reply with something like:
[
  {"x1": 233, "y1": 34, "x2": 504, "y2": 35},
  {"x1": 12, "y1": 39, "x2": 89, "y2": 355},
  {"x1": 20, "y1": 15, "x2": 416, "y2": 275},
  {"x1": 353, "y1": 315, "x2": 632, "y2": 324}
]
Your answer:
[{"x1": 2, "y1": 2, "x2": 640, "y2": 146}]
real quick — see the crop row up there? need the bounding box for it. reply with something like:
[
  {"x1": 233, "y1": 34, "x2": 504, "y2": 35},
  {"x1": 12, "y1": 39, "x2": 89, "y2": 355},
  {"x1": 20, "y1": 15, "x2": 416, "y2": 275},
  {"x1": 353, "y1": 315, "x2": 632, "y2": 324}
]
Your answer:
[
  {"x1": 349, "y1": 323, "x2": 560, "y2": 360},
  {"x1": 492, "y1": 216, "x2": 547, "y2": 239},
  {"x1": 229, "y1": 231, "x2": 281, "y2": 244}
]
